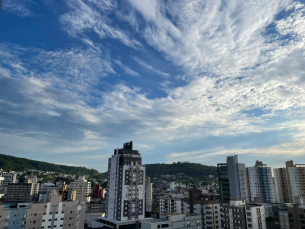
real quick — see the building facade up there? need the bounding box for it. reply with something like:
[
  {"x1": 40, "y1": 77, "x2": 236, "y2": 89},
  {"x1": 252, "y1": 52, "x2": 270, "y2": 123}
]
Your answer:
[
  {"x1": 247, "y1": 161, "x2": 277, "y2": 203},
  {"x1": 105, "y1": 141, "x2": 146, "y2": 221},
  {"x1": 181, "y1": 189, "x2": 221, "y2": 229},
  {"x1": 0, "y1": 172, "x2": 17, "y2": 189},
  {"x1": 0, "y1": 195, "x2": 85, "y2": 229},
  {"x1": 217, "y1": 156, "x2": 249, "y2": 203},
  {"x1": 273, "y1": 168, "x2": 291, "y2": 203},
  {"x1": 221, "y1": 199, "x2": 266, "y2": 229},
  {"x1": 70, "y1": 176, "x2": 91, "y2": 204},
  {"x1": 6, "y1": 183, "x2": 40, "y2": 203},
  {"x1": 279, "y1": 203, "x2": 305, "y2": 229},
  {"x1": 145, "y1": 177, "x2": 153, "y2": 214},
  {"x1": 274, "y1": 160, "x2": 305, "y2": 204},
  {"x1": 159, "y1": 197, "x2": 182, "y2": 214}
]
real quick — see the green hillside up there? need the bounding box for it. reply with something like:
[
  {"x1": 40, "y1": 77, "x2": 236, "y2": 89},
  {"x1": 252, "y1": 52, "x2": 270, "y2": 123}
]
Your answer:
[
  {"x1": 0, "y1": 154, "x2": 106, "y2": 180},
  {"x1": 145, "y1": 162, "x2": 217, "y2": 180},
  {"x1": 0, "y1": 154, "x2": 217, "y2": 184}
]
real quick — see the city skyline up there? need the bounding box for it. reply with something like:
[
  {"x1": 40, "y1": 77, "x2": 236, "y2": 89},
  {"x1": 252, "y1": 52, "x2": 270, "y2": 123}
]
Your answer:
[{"x1": 1, "y1": 0, "x2": 305, "y2": 171}]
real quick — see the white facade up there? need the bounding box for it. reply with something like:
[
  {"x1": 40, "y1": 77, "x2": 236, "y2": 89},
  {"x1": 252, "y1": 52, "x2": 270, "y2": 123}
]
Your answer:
[
  {"x1": 120, "y1": 164, "x2": 145, "y2": 221},
  {"x1": 70, "y1": 176, "x2": 91, "y2": 204},
  {"x1": 106, "y1": 142, "x2": 146, "y2": 221},
  {"x1": 245, "y1": 204, "x2": 266, "y2": 229},
  {"x1": 287, "y1": 167, "x2": 303, "y2": 200},
  {"x1": 159, "y1": 198, "x2": 182, "y2": 214},
  {"x1": 202, "y1": 203, "x2": 221, "y2": 229},
  {"x1": 247, "y1": 166, "x2": 277, "y2": 203}
]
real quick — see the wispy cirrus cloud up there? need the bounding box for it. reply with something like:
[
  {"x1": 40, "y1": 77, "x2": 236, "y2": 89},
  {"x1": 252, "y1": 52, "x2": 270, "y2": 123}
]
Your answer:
[
  {"x1": 133, "y1": 56, "x2": 170, "y2": 77},
  {"x1": 1, "y1": 0, "x2": 305, "y2": 170},
  {"x1": 114, "y1": 59, "x2": 140, "y2": 77},
  {"x1": 2, "y1": 0, "x2": 34, "y2": 17},
  {"x1": 60, "y1": 0, "x2": 142, "y2": 49}
]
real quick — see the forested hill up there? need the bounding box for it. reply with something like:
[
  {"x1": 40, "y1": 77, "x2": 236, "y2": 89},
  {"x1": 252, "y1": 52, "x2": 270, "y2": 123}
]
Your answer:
[
  {"x1": 0, "y1": 154, "x2": 106, "y2": 180},
  {"x1": 0, "y1": 154, "x2": 217, "y2": 183},
  {"x1": 145, "y1": 162, "x2": 218, "y2": 179}
]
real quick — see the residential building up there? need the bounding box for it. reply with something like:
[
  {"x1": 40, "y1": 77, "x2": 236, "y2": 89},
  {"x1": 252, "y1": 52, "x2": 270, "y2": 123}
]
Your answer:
[
  {"x1": 141, "y1": 213, "x2": 201, "y2": 229},
  {"x1": 145, "y1": 176, "x2": 153, "y2": 214},
  {"x1": 151, "y1": 193, "x2": 167, "y2": 217},
  {"x1": 38, "y1": 183, "x2": 61, "y2": 202},
  {"x1": 279, "y1": 202, "x2": 305, "y2": 229},
  {"x1": 6, "y1": 183, "x2": 39, "y2": 203},
  {"x1": 105, "y1": 141, "x2": 146, "y2": 221},
  {"x1": 159, "y1": 197, "x2": 182, "y2": 214},
  {"x1": 221, "y1": 199, "x2": 266, "y2": 229},
  {"x1": 217, "y1": 156, "x2": 249, "y2": 203},
  {"x1": 181, "y1": 189, "x2": 221, "y2": 229},
  {"x1": 70, "y1": 176, "x2": 91, "y2": 204},
  {"x1": 274, "y1": 160, "x2": 305, "y2": 204},
  {"x1": 93, "y1": 217, "x2": 154, "y2": 229},
  {"x1": 273, "y1": 168, "x2": 291, "y2": 203},
  {"x1": 0, "y1": 172, "x2": 17, "y2": 189},
  {"x1": 0, "y1": 194, "x2": 85, "y2": 229},
  {"x1": 247, "y1": 161, "x2": 277, "y2": 203}
]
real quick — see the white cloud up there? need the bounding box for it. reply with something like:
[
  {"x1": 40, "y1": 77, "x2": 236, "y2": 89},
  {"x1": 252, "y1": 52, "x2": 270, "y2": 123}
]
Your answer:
[
  {"x1": 60, "y1": 0, "x2": 142, "y2": 49},
  {"x1": 114, "y1": 59, "x2": 140, "y2": 77},
  {"x1": 2, "y1": 0, "x2": 34, "y2": 17},
  {"x1": 133, "y1": 56, "x2": 170, "y2": 77},
  {"x1": 2, "y1": 1, "x2": 305, "y2": 169}
]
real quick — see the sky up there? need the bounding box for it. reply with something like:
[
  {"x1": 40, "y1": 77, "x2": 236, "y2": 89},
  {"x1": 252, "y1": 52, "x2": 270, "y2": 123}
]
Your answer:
[{"x1": 0, "y1": 0, "x2": 305, "y2": 172}]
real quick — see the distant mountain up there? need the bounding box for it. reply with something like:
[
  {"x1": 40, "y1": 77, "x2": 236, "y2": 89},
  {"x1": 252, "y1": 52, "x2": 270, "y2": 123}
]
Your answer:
[
  {"x1": 145, "y1": 162, "x2": 218, "y2": 180},
  {"x1": 0, "y1": 154, "x2": 106, "y2": 181},
  {"x1": 0, "y1": 154, "x2": 217, "y2": 184}
]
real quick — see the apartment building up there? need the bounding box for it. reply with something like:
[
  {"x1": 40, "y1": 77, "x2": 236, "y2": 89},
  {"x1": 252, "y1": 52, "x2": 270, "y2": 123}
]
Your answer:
[
  {"x1": 278, "y1": 202, "x2": 305, "y2": 229},
  {"x1": 145, "y1": 176, "x2": 153, "y2": 213},
  {"x1": 181, "y1": 189, "x2": 221, "y2": 229},
  {"x1": 274, "y1": 160, "x2": 305, "y2": 204},
  {"x1": 141, "y1": 213, "x2": 201, "y2": 229},
  {"x1": 0, "y1": 172, "x2": 17, "y2": 189},
  {"x1": 273, "y1": 168, "x2": 291, "y2": 203},
  {"x1": 221, "y1": 199, "x2": 266, "y2": 229},
  {"x1": 70, "y1": 176, "x2": 91, "y2": 204},
  {"x1": 0, "y1": 195, "x2": 85, "y2": 229},
  {"x1": 151, "y1": 193, "x2": 167, "y2": 217},
  {"x1": 105, "y1": 141, "x2": 146, "y2": 221},
  {"x1": 159, "y1": 197, "x2": 182, "y2": 214},
  {"x1": 38, "y1": 183, "x2": 61, "y2": 202},
  {"x1": 247, "y1": 161, "x2": 277, "y2": 203},
  {"x1": 6, "y1": 183, "x2": 40, "y2": 203},
  {"x1": 217, "y1": 156, "x2": 249, "y2": 203}
]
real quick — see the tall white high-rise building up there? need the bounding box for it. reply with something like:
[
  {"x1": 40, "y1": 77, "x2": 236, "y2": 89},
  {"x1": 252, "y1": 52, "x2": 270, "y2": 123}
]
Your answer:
[
  {"x1": 247, "y1": 161, "x2": 277, "y2": 203},
  {"x1": 70, "y1": 176, "x2": 91, "y2": 204},
  {"x1": 106, "y1": 141, "x2": 146, "y2": 221}
]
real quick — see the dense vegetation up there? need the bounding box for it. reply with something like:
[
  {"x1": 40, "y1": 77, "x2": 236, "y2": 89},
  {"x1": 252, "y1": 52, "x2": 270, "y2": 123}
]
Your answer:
[
  {"x1": 0, "y1": 154, "x2": 217, "y2": 184},
  {"x1": 145, "y1": 162, "x2": 217, "y2": 179},
  {"x1": 0, "y1": 154, "x2": 106, "y2": 181}
]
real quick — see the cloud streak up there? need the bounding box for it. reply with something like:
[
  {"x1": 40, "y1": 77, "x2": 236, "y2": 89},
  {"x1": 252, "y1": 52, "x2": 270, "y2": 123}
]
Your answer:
[
  {"x1": 133, "y1": 56, "x2": 170, "y2": 77},
  {"x1": 1, "y1": 0, "x2": 305, "y2": 170}
]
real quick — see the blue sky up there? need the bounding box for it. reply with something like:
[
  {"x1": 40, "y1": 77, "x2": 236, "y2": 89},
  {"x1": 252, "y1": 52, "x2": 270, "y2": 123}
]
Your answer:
[{"x1": 1, "y1": 0, "x2": 305, "y2": 172}]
